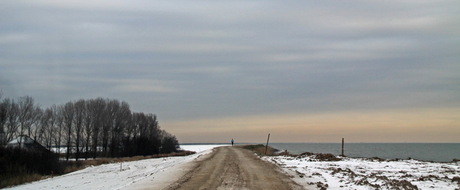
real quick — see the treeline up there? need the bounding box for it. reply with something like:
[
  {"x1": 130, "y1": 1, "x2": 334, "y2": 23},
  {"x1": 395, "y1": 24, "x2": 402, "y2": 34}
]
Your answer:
[{"x1": 0, "y1": 95, "x2": 179, "y2": 160}]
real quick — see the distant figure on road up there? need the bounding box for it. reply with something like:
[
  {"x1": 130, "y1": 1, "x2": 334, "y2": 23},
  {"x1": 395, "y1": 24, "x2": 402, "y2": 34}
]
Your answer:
[{"x1": 231, "y1": 139, "x2": 234, "y2": 146}]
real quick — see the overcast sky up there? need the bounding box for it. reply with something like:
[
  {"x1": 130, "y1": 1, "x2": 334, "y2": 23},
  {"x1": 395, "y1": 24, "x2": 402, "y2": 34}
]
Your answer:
[{"x1": 1, "y1": 0, "x2": 459, "y2": 143}]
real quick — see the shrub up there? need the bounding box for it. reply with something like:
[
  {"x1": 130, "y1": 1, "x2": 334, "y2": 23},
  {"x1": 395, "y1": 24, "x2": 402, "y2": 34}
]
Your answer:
[{"x1": 161, "y1": 135, "x2": 179, "y2": 154}]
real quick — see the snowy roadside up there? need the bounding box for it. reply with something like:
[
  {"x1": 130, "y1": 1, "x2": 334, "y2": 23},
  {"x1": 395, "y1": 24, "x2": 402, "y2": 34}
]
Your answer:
[
  {"x1": 264, "y1": 153, "x2": 460, "y2": 190},
  {"x1": 6, "y1": 145, "x2": 226, "y2": 190}
]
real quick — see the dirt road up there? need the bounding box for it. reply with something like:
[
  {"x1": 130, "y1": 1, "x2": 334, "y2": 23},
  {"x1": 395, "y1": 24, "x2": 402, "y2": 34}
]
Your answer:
[{"x1": 167, "y1": 146, "x2": 304, "y2": 190}]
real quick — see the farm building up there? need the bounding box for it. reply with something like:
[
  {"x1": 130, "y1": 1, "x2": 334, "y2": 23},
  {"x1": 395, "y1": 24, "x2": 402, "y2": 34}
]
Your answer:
[{"x1": 6, "y1": 135, "x2": 50, "y2": 153}]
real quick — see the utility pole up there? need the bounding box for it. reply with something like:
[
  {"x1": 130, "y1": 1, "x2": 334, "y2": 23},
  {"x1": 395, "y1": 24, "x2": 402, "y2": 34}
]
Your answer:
[{"x1": 265, "y1": 133, "x2": 270, "y2": 155}]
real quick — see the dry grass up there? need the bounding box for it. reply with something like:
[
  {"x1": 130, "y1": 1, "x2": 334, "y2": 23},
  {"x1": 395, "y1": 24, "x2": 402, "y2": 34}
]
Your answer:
[
  {"x1": 0, "y1": 173, "x2": 43, "y2": 188},
  {"x1": 240, "y1": 144, "x2": 278, "y2": 156}
]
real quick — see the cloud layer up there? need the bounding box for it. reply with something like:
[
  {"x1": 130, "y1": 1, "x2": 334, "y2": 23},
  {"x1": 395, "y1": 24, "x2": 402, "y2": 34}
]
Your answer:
[{"x1": 1, "y1": 0, "x2": 459, "y2": 142}]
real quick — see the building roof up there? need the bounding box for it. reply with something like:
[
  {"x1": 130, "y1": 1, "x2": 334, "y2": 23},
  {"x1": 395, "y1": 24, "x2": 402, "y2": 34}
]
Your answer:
[{"x1": 6, "y1": 135, "x2": 50, "y2": 153}]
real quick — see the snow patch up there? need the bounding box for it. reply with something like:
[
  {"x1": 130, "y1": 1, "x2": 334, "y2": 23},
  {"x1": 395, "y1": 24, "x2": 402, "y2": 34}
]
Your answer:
[{"x1": 264, "y1": 154, "x2": 460, "y2": 190}]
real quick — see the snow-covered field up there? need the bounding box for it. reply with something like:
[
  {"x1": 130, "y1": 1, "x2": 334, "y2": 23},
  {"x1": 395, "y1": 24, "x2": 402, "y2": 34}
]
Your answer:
[
  {"x1": 6, "y1": 145, "x2": 226, "y2": 190},
  {"x1": 264, "y1": 153, "x2": 460, "y2": 190},
  {"x1": 8, "y1": 144, "x2": 459, "y2": 190}
]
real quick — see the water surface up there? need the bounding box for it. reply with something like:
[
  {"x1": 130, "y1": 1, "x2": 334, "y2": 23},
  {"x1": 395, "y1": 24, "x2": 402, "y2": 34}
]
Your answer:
[{"x1": 270, "y1": 143, "x2": 460, "y2": 162}]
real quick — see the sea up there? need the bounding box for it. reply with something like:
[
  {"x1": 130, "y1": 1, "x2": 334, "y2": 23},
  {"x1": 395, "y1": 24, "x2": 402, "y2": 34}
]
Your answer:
[{"x1": 269, "y1": 143, "x2": 460, "y2": 162}]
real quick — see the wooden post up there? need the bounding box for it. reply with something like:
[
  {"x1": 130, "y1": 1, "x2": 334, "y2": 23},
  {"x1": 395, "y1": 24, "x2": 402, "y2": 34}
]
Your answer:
[
  {"x1": 341, "y1": 138, "x2": 344, "y2": 156},
  {"x1": 265, "y1": 133, "x2": 270, "y2": 155}
]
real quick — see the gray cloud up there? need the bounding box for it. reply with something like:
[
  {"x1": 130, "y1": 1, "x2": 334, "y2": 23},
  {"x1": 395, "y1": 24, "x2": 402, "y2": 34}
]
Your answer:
[{"x1": 1, "y1": 0, "x2": 459, "y2": 122}]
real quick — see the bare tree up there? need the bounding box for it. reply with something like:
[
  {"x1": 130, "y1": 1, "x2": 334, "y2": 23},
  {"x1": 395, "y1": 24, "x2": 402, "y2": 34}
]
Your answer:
[
  {"x1": 83, "y1": 101, "x2": 93, "y2": 160},
  {"x1": 129, "y1": 112, "x2": 142, "y2": 140},
  {"x1": 110, "y1": 101, "x2": 131, "y2": 157},
  {"x1": 101, "y1": 99, "x2": 116, "y2": 155},
  {"x1": 18, "y1": 96, "x2": 35, "y2": 138},
  {"x1": 31, "y1": 107, "x2": 44, "y2": 142},
  {"x1": 41, "y1": 106, "x2": 57, "y2": 150},
  {"x1": 3, "y1": 98, "x2": 19, "y2": 144},
  {"x1": 54, "y1": 106, "x2": 64, "y2": 154},
  {"x1": 147, "y1": 114, "x2": 161, "y2": 154},
  {"x1": 0, "y1": 95, "x2": 177, "y2": 159},
  {"x1": 62, "y1": 102, "x2": 75, "y2": 161},
  {"x1": 73, "y1": 99, "x2": 85, "y2": 161},
  {"x1": 0, "y1": 95, "x2": 6, "y2": 145},
  {"x1": 89, "y1": 98, "x2": 105, "y2": 159}
]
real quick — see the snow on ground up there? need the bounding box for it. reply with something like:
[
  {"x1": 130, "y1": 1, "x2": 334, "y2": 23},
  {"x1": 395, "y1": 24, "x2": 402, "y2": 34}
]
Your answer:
[
  {"x1": 179, "y1": 144, "x2": 228, "y2": 153},
  {"x1": 6, "y1": 145, "x2": 226, "y2": 190},
  {"x1": 264, "y1": 154, "x2": 460, "y2": 190}
]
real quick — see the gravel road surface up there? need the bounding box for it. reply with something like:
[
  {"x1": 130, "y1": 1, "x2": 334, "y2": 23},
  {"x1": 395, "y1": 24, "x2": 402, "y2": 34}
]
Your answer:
[{"x1": 167, "y1": 146, "x2": 304, "y2": 190}]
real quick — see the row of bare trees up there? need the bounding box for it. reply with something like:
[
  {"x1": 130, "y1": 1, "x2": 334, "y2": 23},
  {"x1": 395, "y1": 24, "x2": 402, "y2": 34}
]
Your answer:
[{"x1": 0, "y1": 95, "x2": 179, "y2": 160}]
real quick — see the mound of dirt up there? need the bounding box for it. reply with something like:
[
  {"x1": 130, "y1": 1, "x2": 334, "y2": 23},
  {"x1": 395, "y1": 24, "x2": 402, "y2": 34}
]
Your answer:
[{"x1": 314, "y1": 153, "x2": 341, "y2": 161}]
